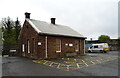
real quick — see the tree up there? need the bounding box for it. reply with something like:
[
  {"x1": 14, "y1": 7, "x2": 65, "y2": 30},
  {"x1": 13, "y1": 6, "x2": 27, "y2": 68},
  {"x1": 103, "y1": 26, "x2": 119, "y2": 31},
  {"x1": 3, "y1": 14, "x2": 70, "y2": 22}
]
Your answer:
[
  {"x1": 98, "y1": 35, "x2": 110, "y2": 41},
  {"x1": 1, "y1": 17, "x2": 21, "y2": 55},
  {"x1": 14, "y1": 17, "x2": 21, "y2": 41},
  {"x1": 2, "y1": 17, "x2": 14, "y2": 33}
]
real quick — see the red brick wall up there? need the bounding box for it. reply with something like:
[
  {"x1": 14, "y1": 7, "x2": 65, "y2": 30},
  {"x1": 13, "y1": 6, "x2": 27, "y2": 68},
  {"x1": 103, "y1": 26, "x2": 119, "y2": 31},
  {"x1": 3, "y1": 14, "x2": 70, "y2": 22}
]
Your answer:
[
  {"x1": 18, "y1": 20, "x2": 44, "y2": 59},
  {"x1": 18, "y1": 20, "x2": 85, "y2": 59},
  {"x1": 46, "y1": 36, "x2": 85, "y2": 58},
  {"x1": 37, "y1": 36, "x2": 46, "y2": 58}
]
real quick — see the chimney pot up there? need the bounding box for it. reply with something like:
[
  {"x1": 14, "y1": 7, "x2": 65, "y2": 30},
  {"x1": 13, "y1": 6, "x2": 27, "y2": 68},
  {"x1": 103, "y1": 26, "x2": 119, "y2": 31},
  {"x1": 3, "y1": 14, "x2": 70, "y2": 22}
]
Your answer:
[
  {"x1": 51, "y1": 18, "x2": 56, "y2": 24},
  {"x1": 25, "y1": 12, "x2": 31, "y2": 19},
  {"x1": 90, "y1": 38, "x2": 92, "y2": 41}
]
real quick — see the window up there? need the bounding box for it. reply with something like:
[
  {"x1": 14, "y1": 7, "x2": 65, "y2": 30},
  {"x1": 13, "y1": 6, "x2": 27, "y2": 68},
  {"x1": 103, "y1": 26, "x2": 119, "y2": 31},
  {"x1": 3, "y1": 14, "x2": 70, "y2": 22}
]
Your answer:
[
  {"x1": 75, "y1": 40, "x2": 79, "y2": 51},
  {"x1": 27, "y1": 40, "x2": 30, "y2": 53},
  {"x1": 56, "y1": 39, "x2": 61, "y2": 52},
  {"x1": 94, "y1": 45, "x2": 98, "y2": 48},
  {"x1": 22, "y1": 44, "x2": 25, "y2": 52},
  {"x1": 69, "y1": 43, "x2": 73, "y2": 46}
]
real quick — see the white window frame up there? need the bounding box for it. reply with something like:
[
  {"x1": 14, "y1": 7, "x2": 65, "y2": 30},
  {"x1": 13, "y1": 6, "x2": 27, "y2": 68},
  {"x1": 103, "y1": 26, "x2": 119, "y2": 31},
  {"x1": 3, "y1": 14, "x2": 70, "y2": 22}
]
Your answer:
[
  {"x1": 28, "y1": 40, "x2": 30, "y2": 53},
  {"x1": 22, "y1": 44, "x2": 25, "y2": 52},
  {"x1": 56, "y1": 39, "x2": 61, "y2": 52},
  {"x1": 84, "y1": 40, "x2": 85, "y2": 54}
]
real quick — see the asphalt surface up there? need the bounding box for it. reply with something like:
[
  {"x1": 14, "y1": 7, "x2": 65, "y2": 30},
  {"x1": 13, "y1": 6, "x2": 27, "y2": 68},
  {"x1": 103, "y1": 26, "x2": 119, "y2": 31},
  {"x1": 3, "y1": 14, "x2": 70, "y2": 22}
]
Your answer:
[{"x1": 2, "y1": 51, "x2": 119, "y2": 76}]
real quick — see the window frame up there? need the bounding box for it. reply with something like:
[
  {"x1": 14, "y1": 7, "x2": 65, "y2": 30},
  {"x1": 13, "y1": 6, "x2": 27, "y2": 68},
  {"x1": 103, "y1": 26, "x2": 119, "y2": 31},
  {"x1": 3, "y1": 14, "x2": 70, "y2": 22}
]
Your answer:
[
  {"x1": 27, "y1": 40, "x2": 30, "y2": 53},
  {"x1": 75, "y1": 40, "x2": 79, "y2": 52},
  {"x1": 94, "y1": 45, "x2": 98, "y2": 48},
  {"x1": 56, "y1": 39, "x2": 61, "y2": 52},
  {"x1": 22, "y1": 44, "x2": 25, "y2": 52}
]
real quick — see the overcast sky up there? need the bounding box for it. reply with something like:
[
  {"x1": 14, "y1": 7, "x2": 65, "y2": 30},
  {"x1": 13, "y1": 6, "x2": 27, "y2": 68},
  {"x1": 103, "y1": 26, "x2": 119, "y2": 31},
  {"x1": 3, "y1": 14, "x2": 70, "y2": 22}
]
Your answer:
[{"x1": 0, "y1": 0, "x2": 119, "y2": 40}]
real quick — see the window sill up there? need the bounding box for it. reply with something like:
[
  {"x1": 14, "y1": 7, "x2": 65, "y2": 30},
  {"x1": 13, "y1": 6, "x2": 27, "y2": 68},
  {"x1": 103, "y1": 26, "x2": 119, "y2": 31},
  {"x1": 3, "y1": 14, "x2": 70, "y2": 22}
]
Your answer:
[
  {"x1": 56, "y1": 51, "x2": 61, "y2": 52},
  {"x1": 75, "y1": 50, "x2": 79, "y2": 52}
]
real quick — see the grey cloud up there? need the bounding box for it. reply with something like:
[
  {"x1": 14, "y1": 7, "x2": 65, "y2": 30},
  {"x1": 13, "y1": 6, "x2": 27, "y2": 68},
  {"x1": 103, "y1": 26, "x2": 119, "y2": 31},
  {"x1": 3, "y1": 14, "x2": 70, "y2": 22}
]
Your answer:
[
  {"x1": 37, "y1": 0, "x2": 118, "y2": 39},
  {"x1": 1, "y1": 0, "x2": 118, "y2": 40}
]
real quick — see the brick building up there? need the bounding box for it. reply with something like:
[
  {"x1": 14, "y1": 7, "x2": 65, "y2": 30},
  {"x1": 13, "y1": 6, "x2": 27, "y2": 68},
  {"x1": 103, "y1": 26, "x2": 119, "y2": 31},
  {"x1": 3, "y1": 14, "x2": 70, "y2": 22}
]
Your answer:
[{"x1": 18, "y1": 12, "x2": 86, "y2": 59}]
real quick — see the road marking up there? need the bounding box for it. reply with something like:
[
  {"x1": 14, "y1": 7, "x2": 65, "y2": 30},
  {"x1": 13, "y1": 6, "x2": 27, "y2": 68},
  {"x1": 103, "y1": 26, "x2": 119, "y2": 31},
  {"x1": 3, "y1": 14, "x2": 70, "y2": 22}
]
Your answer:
[
  {"x1": 52, "y1": 62, "x2": 59, "y2": 65},
  {"x1": 43, "y1": 61, "x2": 48, "y2": 64},
  {"x1": 33, "y1": 60, "x2": 37, "y2": 62},
  {"x1": 37, "y1": 61, "x2": 41, "y2": 63},
  {"x1": 74, "y1": 59, "x2": 77, "y2": 61},
  {"x1": 76, "y1": 63, "x2": 80, "y2": 68},
  {"x1": 49, "y1": 62, "x2": 54, "y2": 66},
  {"x1": 57, "y1": 63, "x2": 60, "y2": 68},
  {"x1": 96, "y1": 60, "x2": 101, "y2": 63},
  {"x1": 82, "y1": 60, "x2": 88, "y2": 66},
  {"x1": 91, "y1": 61, "x2": 95, "y2": 64},
  {"x1": 33, "y1": 55, "x2": 119, "y2": 71},
  {"x1": 67, "y1": 58, "x2": 70, "y2": 60},
  {"x1": 66, "y1": 65, "x2": 70, "y2": 71}
]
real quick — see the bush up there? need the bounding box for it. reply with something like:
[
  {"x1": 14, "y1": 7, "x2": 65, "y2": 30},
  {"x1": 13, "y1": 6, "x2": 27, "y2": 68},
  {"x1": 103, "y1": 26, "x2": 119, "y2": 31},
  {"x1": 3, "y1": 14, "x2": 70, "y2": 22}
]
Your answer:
[
  {"x1": 64, "y1": 51, "x2": 73, "y2": 54},
  {"x1": 2, "y1": 50, "x2": 9, "y2": 55}
]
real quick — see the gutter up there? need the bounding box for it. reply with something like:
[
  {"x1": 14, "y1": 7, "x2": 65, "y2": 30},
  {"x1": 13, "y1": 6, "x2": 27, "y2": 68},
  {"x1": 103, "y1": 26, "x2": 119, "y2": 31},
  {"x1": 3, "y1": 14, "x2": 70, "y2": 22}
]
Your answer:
[{"x1": 39, "y1": 33, "x2": 87, "y2": 39}]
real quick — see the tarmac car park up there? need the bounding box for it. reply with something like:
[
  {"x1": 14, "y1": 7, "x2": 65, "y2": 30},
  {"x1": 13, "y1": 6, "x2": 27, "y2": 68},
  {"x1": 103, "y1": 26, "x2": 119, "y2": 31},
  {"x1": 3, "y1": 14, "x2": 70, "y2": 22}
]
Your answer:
[{"x1": 2, "y1": 51, "x2": 119, "y2": 76}]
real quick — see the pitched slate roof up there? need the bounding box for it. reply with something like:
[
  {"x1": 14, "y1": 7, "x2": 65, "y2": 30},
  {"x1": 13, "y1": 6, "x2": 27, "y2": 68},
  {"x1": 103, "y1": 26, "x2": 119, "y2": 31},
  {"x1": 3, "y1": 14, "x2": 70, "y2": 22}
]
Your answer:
[{"x1": 26, "y1": 18, "x2": 86, "y2": 38}]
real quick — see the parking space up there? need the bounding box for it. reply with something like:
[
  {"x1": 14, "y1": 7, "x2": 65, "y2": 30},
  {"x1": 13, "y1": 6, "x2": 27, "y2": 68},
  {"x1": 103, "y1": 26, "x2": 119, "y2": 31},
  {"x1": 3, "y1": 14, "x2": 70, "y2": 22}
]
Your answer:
[
  {"x1": 2, "y1": 51, "x2": 118, "y2": 76},
  {"x1": 33, "y1": 53, "x2": 118, "y2": 71}
]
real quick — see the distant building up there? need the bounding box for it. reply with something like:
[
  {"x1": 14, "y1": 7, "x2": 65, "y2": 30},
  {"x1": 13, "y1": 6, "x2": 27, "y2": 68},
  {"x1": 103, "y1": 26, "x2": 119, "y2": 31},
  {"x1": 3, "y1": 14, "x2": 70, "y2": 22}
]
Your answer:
[
  {"x1": 85, "y1": 39, "x2": 119, "y2": 51},
  {"x1": 18, "y1": 12, "x2": 86, "y2": 59}
]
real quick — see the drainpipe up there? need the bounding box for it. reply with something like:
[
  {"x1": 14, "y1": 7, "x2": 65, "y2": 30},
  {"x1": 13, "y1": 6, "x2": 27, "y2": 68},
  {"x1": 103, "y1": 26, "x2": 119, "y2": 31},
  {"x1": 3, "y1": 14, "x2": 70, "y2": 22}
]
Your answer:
[
  {"x1": 84, "y1": 40, "x2": 85, "y2": 54},
  {"x1": 45, "y1": 36, "x2": 48, "y2": 58}
]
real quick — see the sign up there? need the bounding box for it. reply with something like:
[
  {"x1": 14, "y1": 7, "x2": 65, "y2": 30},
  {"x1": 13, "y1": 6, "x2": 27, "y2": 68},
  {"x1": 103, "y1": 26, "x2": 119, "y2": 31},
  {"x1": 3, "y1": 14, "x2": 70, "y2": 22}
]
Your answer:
[
  {"x1": 65, "y1": 43, "x2": 68, "y2": 46},
  {"x1": 38, "y1": 42, "x2": 42, "y2": 46},
  {"x1": 69, "y1": 44, "x2": 73, "y2": 46},
  {"x1": 10, "y1": 50, "x2": 16, "y2": 52}
]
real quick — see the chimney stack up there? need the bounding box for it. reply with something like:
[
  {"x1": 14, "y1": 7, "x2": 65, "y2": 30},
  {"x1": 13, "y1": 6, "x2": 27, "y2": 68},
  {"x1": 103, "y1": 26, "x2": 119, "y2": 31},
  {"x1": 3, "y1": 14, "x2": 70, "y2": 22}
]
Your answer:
[
  {"x1": 25, "y1": 12, "x2": 31, "y2": 19},
  {"x1": 90, "y1": 38, "x2": 92, "y2": 41},
  {"x1": 51, "y1": 18, "x2": 56, "y2": 24}
]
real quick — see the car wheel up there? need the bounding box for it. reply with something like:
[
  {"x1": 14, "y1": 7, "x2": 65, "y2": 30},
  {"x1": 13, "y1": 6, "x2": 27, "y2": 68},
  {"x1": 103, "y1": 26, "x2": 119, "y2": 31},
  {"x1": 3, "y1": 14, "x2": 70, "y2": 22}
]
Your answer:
[
  {"x1": 88, "y1": 50, "x2": 91, "y2": 53},
  {"x1": 104, "y1": 51, "x2": 107, "y2": 53},
  {"x1": 100, "y1": 50, "x2": 103, "y2": 53}
]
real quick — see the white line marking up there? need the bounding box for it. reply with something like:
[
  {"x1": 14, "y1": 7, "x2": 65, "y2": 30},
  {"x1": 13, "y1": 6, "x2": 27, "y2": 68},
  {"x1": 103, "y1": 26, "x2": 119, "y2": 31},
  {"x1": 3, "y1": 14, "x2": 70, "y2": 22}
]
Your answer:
[
  {"x1": 96, "y1": 60, "x2": 101, "y2": 63},
  {"x1": 91, "y1": 61, "x2": 95, "y2": 64}
]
